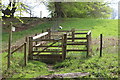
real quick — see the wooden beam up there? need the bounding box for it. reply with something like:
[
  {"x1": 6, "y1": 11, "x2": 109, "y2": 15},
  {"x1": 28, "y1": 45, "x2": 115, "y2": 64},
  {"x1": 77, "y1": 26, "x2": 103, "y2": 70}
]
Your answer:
[
  {"x1": 33, "y1": 45, "x2": 62, "y2": 47},
  {"x1": 67, "y1": 37, "x2": 87, "y2": 40},
  {"x1": 100, "y1": 34, "x2": 103, "y2": 57},
  {"x1": 67, "y1": 42, "x2": 87, "y2": 45},
  {"x1": 62, "y1": 33, "x2": 67, "y2": 60},
  {"x1": 33, "y1": 51, "x2": 62, "y2": 53},
  {"x1": 67, "y1": 49, "x2": 87, "y2": 52},
  {"x1": 74, "y1": 33, "x2": 87, "y2": 34},
  {"x1": 33, "y1": 32, "x2": 48, "y2": 40}
]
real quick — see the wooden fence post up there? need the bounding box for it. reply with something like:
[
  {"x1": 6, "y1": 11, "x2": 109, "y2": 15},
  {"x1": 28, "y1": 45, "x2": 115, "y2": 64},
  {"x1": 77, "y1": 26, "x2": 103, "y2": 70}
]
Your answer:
[
  {"x1": 62, "y1": 33, "x2": 67, "y2": 60},
  {"x1": 100, "y1": 34, "x2": 103, "y2": 57},
  {"x1": 72, "y1": 28, "x2": 75, "y2": 42},
  {"x1": 28, "y1": 37, "x2": 33, "y2": 60},
  {"x1": 47, "y1": 28, "x2": 51, "y2": 39},
  {"x1": 8, "y1": 23, "x2": 12, "y2": 69},
  {"x1": 42, "y1": 30, "x2": 44, "y2": 33},
  {"x1": 24, "y1": 42, "x2": 27, "y2": 66},
  {"x1": 86, "y1": 35, "x2": 90, "y2": 57},
  {"x1": 35, "y1": 34, "x2": 38, "y2": 50},
  {"x1": 89, "y1": 32, "x2": 92, "y2": 52}
]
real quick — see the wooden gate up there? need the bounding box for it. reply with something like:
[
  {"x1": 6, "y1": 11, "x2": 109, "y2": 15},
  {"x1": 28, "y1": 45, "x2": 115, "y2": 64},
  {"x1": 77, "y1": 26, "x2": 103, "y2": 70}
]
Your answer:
[{"x1": 28, "y1": 32, "x2": 67, "y2": 61}]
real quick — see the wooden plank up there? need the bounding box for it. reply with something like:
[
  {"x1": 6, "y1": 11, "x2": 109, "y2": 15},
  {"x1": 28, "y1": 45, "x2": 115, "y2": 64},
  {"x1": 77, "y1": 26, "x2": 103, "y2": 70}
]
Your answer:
[
  {"x1": 33, "y1": 45, "x2": 62, "y2": 47},
  {"x1": 24, "y1": 42, "x2": 27, "y2": 66},
  {"x1": 86, "y1": 35, "x2": 89, "y2": 57},
  {"x1": 32, "y1": 39, "x2": 61, "y2": 42},
  {"x1": 36, "y1": 41, "x2": 57, "y2": 54},
  {"x1": 67, "y1": 42, "x2": 87, "y2": 45},
  {"x1": 74, "y1": 33, "x2": 87, "y2": 34},
  {"x1": 11, "y1": 43, "x2": 25, "y2": 54},
  {"x1": 8, "y1": 23, "x2": 12, "y2": 68},
  {"x1": 72, "y1": 28, "x2": 75, "y2": 42},
  {"x1": 67, "y1": 37, "x2": 87, "y2": 40},
  {"x1": 67, "y1": 49, "x2": 87, "y2": 52},
  {"x1": 35, "y1": 34, "x2": 38, "y2": 50},
  {"x1": 47, "y1": 28, "x2": 51, "y2": 39},
  {"x1": 87, "y1": 30, "x2": 91, "y2": 35},
  {"x1": 39, "y1": 72, "x2": 90, "y2": 78},
  {"x1": 100, "y1": 34, "x2": 103, "y2": 57},
  {"x1": 28, "y1": 37, "x2": 33, "y2": 60},
  {"x1": 33, "y1": 51, "x2": 62, "y2": 53},
  {"x1": 33, "y1": 32, "x2": 48, "y2": 40},
  {"x1": 33, "y1": 54, "x2": 62, "y2": 56},
  {"x1": 62, "y1": 34, "x2": 67, "y2": 60}
]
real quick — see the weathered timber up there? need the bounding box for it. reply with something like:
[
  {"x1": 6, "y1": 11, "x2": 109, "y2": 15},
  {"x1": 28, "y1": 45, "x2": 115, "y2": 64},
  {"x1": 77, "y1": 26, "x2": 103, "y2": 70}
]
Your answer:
[
  {"x1": 33, "y1": 32, "x2": 48, "y2": 40},
  {"x1": 28, "y1": 37, "x2": 33, "y2": 60},
  {"x1": 33, "y1": 45, "x2": 62, "y2": 47},
  {"x1": 33, "y1": 51, "x2": 62, "y2": 53},
  {"x1": 67, "y1": 37, "x2": 87, "y2": 40},
  {"x1": 37, "y1": 72, "x2": 90, "y2": 79},
  {"x1": 100, "y1": 34, "x2": 103, "y2": 57},
  {"x1": 75, "y1": 32, "x2": 87, "y2": 34},
  {"x1": 62, "y1": 33, "x2": 67, "y2": 60},
  {"x1": 67, "y1": 42, "x2": 87, "y2": 45},
  {"x1": 67, "y1": 49, "x2": 87, "y2": 52},
  {"x1": 24, "y1": 42, "x2": 27, "y2": 66}
]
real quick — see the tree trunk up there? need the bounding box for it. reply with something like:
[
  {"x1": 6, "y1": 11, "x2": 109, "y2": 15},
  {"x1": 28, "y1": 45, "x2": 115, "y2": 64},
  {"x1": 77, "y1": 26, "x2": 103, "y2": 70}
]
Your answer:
[{"x1": 54, "y1": 2, "x2": 64, "y2": 18}]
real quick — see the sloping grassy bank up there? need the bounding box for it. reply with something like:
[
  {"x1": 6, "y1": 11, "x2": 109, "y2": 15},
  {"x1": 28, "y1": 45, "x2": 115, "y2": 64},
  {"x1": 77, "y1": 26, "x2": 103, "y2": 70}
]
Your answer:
[{"x1": 2, "y1": 18, "x2": 118, "y2": 79}]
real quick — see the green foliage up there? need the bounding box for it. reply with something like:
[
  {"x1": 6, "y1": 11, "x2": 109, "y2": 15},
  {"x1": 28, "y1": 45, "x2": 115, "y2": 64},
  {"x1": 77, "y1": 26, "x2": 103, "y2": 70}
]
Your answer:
[{"x1": 47, "y1": 2, "x2": 112, "y2": 18}]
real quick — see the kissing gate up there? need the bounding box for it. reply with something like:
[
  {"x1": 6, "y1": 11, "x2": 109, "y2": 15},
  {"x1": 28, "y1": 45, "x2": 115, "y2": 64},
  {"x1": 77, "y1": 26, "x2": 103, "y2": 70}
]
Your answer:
[{"x1": 28, "y1": 29, "x2": 92, "y2": 62}]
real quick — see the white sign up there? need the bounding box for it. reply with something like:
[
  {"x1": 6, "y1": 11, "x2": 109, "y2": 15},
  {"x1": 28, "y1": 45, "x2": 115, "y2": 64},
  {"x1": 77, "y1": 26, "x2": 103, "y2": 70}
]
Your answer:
[{"x1": 12, "y1": 27, "x2": 15, "y2": 32}]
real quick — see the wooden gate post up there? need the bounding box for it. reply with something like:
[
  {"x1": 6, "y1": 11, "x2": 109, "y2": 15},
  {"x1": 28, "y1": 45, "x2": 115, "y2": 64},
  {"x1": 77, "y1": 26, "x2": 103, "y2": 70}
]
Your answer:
[
  {"x1": 86, "y1": 35, "x2": 90, "y2": 57},
  {"x1": 89, "y1": 32, "x2": 92, "y2": 52},
  {"x1": 100, "y1": 34, "x2": 103, "y2": 57},
  {"x1": 62, "y1": 33, "x2": 67, "y2": 60},
  {"x1": 7, "y1": 22, "x2": 12, "y2": 69},
  {"x1": 72, "y1": 28, "x2": 75, "y2": 42},
  {"x1": 28, "y1": 37, "x2": 33, "y2": 60},
  {"x1": 47, "y1": 28, "x2": 51, "y2": 39},
  {"x1": 35, "y1": 34, "x2": 38, "y2": 50},
  {"x1": 24, "y1": 42, "x2": 27, "y2": 66}
]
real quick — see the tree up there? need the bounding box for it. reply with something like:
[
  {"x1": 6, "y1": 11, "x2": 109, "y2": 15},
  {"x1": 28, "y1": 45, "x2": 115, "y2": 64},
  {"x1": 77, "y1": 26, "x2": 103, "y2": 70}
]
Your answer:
[
  {"x1": 2, "y1": 1, "x2": 17, "y2": 17},
  {"x1": 47, "y1": 2, "x2": 112, "y2": 18}
]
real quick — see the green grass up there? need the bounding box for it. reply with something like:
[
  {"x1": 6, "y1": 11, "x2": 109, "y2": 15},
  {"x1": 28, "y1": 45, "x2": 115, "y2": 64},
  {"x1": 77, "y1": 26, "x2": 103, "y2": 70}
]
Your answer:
[
  {"x1": 53, "y1": 53, "x2": 118, "y2": 78},
  {"x1": 1, "y1": 52, "x2": 51, "y2": 78},
  {"x1": 60, "y1": 18, "x2": 118, "y2": 37},
  {"x1": 2, "y1": 18, "x2": 118, "y2": 78}
]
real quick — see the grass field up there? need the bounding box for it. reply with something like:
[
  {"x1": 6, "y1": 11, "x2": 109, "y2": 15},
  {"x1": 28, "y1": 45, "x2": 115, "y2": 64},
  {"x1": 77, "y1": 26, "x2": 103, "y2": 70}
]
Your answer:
[{"x1": 2, "y1": 18, "x2": 118, "y2": 79}]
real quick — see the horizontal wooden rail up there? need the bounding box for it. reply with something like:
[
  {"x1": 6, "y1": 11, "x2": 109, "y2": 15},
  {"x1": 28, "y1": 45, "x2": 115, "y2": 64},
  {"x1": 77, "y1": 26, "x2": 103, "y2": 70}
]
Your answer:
[
  {"x1": 67, "y1": 49, "x2": 87, "y2": 52},
  {"x1": 67, "y1": 37, "x2": 87, "y2": 40},
  {"x1": 32, "y1": 39, "x2": 61, "y2": 42},
  {"x1": 33, "y1": 32, "x2": 48, "y2": 40},
  {"x1": 67, "y1": 42, "x2": 87, "y2": 45},
  {"x1": 33, "y1": 45, "x2": 62, "y2": 47},
  {"x1": 74, "y1": 33, "x2": 87, "y2": 34},
  {"x1": 33, "y1": 51, "x2": 62, "y2": 53}
]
